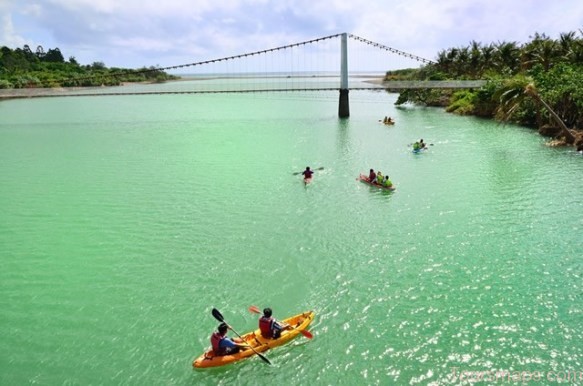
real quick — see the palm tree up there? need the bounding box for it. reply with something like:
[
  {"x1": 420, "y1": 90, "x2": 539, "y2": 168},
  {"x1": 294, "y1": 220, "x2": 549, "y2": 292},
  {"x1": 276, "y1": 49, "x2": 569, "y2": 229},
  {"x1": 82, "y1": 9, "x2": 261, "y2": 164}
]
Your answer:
[
  {"x1": 494, "y1": 41, "x2": 520, "y2": 75},
  {"x1": 558, "y1": 31, "x2": 577, "y2": 61},
  {"x1": 469, "y1": 40, "x2": 482, "y2": 78},
  {"x1": 495, "y1": 76, "x2": 576, "y2": 143},
  {"x1": 522, "y1": 33, "x2": 560, "y2": 71},
  {"x1": 480, "y1": 44, "x2": 495, "y2": 75}
]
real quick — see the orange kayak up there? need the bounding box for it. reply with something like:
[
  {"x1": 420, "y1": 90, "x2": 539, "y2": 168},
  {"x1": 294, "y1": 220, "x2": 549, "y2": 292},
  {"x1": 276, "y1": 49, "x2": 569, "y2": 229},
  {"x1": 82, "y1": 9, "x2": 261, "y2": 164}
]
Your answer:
[
  {"x1": 358, "y1": 174, "x2": 396, "y2": 191},
  {"x1": 193, "y1": 311, "x2": 315, "y2": 368}
]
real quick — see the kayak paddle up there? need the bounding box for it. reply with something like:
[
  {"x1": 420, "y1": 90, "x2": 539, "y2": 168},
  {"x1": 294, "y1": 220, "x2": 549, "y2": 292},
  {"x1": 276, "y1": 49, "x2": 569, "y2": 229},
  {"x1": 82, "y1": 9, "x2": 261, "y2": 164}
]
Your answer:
[
  {"x1": 293, "y1": 166, "x2": 324, "y2": 175},
  {"x1": 211, "y1": 307, "x2": 271, "y2": 365},
  {"x1": 248, "y1": 305, "x2": 313, "y2": 339}
]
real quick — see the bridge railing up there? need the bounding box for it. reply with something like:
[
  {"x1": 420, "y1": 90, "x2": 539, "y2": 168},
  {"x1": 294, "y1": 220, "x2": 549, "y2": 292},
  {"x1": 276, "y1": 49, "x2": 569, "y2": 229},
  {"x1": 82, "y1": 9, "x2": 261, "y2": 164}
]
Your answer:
[{"x1": 0, "y1": 78, "x2": 487, "y2": 99}]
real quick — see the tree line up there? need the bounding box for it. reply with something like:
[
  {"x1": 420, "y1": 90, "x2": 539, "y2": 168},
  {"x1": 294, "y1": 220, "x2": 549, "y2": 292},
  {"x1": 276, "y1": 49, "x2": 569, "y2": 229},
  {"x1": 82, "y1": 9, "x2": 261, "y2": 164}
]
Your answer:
[
  {"x1": 387, "y1": 30, "x2": 583, "y2": 146},
  {"x1": 0, "y1": 45, "x2": 178, "y2": 89}
]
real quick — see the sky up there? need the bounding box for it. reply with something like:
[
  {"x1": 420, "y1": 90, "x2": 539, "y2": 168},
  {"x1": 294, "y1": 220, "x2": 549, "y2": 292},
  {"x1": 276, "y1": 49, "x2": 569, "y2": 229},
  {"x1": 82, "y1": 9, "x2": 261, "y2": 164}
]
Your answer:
[{"x1": 1, "y1": 0, "x2": 582, "y2": 73}]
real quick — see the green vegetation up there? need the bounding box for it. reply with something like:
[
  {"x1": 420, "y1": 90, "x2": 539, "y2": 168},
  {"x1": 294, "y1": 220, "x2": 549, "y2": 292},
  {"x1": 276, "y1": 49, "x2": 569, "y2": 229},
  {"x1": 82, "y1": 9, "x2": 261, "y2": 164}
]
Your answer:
[
  {"x1": 0, "y1": 45, "x2": 179, "y2": 89},
  {"x1": 387, "y1": 31, "x2": 583, "y2": 146}
]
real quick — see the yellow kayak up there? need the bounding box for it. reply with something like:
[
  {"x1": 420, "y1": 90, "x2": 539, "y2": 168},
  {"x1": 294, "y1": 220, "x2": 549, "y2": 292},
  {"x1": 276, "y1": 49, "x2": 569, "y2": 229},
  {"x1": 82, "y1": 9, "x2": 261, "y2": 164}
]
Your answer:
[{"x1": 193, "y1": 310, "x2": 315, "y2": 368}]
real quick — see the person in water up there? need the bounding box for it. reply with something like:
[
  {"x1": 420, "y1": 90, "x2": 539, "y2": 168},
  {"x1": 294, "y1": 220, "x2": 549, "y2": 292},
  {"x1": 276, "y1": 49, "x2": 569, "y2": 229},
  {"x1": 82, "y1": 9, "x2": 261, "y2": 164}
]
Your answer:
[
  {"x1": 302, "y1": 167, "x2": 314, "y2": 181},
  {"x1": 368, "y1": 169, "x2": 377, "y2": 183},
  {"x1": 383, "y1": 175, "x2": 393, "y2": 188},
  {"x1": 419, "y1": 139, "x2": 426, "y2": 148},
  {"x1": 259, "y1": 308, "x2": 286, "y2": 339},
  {"x1": 210, "y1": 322, "x2": 248, "y2": 356}
]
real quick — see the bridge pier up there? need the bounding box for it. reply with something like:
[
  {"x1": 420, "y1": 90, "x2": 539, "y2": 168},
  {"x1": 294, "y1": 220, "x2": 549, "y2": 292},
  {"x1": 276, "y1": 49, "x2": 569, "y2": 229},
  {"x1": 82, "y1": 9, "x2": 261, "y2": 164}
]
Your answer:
[
  {"x1": 338, "y1": 89, "x2": 349, "y2": 118},
  {"x1": 338, "y1": 33, "x2": 349, "y2": 118}
]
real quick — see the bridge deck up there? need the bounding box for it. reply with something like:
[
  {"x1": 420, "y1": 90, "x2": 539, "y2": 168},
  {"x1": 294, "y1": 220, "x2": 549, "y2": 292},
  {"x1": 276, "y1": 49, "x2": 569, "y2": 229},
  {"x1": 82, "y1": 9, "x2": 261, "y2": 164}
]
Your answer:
[{"x1": 0, "y1": 80, "x2": 487, "y2": 99}]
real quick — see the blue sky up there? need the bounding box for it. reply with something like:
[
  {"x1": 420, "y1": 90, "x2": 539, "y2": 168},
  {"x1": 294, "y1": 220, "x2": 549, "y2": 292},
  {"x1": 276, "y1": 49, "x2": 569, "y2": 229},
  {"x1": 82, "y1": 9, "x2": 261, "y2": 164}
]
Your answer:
[{"x1": 1, "y1": 0, "x2": 582, "y2": 73}]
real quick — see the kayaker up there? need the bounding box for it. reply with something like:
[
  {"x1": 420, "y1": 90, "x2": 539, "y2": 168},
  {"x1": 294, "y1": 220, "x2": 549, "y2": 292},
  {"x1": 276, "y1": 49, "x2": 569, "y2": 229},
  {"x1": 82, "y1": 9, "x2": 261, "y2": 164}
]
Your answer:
[
  {"x1": 302, "y1": 167, "x2": 314, "y2": 181},
  {"x1": 368, "y1": 169, "x2": 377, "y2": 183},
  {"x1": 419, "y1": 139, "x2": 426, "y2": 148},
  {"x1": 383, "y1": 175, "x2": 393, "y2": 188},
  {"x1": 259, "y1": 308, "x2": 286, "y2": 339},
  {"x1": 376, "y1": 171, "x2": 384, "y2": 185},
  {"x1": 210, "y1": 322, "x2": 248, "y2": 356}
]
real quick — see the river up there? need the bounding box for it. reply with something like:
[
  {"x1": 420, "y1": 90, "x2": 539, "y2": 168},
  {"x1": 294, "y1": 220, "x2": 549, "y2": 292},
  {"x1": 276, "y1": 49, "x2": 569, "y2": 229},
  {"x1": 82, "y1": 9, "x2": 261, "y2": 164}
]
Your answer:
[{"x1": 1, "y1": 82, "x2": 582, "y2": 385}]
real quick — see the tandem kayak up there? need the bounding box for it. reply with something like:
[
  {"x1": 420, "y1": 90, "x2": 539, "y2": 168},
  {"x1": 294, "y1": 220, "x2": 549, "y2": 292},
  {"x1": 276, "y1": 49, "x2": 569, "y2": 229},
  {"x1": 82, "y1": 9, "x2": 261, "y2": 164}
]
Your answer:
[
  {"x1": 193, "y1": 311, "x2": 315, "y2": 368},
  {"x1": 358, "y1": 174, "x2": 396, "y2": 191}
]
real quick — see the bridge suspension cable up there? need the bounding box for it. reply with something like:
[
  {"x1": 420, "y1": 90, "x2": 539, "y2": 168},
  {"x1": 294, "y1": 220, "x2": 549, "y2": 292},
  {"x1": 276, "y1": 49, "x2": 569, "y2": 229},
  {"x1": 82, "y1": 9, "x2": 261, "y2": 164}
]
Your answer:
[
  {"x1": 63, "y1": 33, "x2": 433, "y2": 84},
  {"x1": 348, "y1": 34, "x2": 435, "y2": 65}
]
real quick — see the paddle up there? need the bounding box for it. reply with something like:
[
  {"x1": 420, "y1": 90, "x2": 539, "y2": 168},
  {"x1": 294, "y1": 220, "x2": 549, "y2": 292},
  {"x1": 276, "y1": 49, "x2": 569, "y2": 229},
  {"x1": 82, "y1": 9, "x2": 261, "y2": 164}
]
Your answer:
[
  {"x1": 248, "y1": 306, "x2": 313, "y2": 339},
  {"x1": 211, "y1": 307, "x2": 271, "y2": 365},
  {"x1": 293, "y1": 166, "x2": 324, "y2": 175}
]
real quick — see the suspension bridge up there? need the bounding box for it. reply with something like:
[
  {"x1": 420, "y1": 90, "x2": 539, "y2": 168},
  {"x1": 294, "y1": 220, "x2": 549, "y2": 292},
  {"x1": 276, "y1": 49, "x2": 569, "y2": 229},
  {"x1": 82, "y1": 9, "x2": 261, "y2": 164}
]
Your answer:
[{"x1": 0, "y1": 33, "x2": 486, "y2": 117}]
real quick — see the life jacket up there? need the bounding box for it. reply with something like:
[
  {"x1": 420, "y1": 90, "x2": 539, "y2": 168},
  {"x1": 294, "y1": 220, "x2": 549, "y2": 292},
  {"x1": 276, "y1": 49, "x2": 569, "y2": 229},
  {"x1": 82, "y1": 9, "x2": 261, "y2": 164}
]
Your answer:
[
  {"x1": 376, "y1": 174, "x2": 383, "y2": 184},
  {"x1": 259, "y1": 316, "x2": 273, "y2": 338},
  {"x1": 384, "y1": 178, "x2": 392, "y2": 187},
  {"x1": 210, "y1": 332, "x2": 226, "y2": 355},
  {"x1": 413, "y1": 142, "x2": 420, "y2": 150}
]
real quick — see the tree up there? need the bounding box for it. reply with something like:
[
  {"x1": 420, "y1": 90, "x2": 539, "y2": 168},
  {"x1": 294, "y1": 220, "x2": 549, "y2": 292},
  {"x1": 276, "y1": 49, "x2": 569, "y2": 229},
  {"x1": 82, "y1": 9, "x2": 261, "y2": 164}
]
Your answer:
[
  {"x1": 522, "y1": 33, "x2": 559, "y2": 71},
  {"x1": 494, "y1": 41, "x2": 520, "y2": 75},
  {"x1": 44, "y1": 48, "x2": 64, "y2": 63},
  {"x1": 35, "y1": 45, "x2": 45, "y2": 59},
  {"x1": 495, "y1": 76, "x2": 576, "y2": 143}
]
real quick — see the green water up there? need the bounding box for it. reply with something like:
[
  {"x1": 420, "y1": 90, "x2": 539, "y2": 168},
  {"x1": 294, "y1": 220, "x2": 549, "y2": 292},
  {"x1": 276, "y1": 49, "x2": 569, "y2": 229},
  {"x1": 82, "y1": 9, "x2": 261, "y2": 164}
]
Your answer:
[{"x1": 1, "y1": 89, "x2": 582, "y2": 385}]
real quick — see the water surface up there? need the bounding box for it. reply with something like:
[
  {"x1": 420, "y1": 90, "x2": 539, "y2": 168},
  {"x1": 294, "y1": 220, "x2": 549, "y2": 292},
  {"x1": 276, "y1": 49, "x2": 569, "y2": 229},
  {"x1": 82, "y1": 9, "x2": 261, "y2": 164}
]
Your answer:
[{"x1": 1, "y1": 87, "x2": 582, "y2": 385}]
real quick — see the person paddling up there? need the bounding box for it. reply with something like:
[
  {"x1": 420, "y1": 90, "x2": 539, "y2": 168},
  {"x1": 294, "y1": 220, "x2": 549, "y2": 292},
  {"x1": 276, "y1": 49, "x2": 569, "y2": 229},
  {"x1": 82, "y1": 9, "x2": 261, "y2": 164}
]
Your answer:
[
  {"x1": 210, "y1": 322, "x2": 248, "y2": 356},
  {"x1": 376, "y1": 171, "x2": 384, "y2": 185},
  {"x1": 302, "y1": 166, "x2": 314, "y2": 182},
  {"x1": 368, "y1": 169, "x2": 377, "y2": 184},
  {"x1": 259, "y1": 308, "x2": 287, "y2": 339}
]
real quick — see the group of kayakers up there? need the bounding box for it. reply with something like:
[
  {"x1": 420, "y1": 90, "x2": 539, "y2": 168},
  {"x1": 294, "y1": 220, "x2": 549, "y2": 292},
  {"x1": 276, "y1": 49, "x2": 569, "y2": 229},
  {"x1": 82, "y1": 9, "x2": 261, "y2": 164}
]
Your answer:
[
  {"x1": 210, "y1": 307, "x2": 287, "y2": 356},
  {"x1": 367, "y1": 168, "x2": 393, "y2": 188},
  {"x1": 381, "y1": 116, "x2": 394, "y2": 124}
]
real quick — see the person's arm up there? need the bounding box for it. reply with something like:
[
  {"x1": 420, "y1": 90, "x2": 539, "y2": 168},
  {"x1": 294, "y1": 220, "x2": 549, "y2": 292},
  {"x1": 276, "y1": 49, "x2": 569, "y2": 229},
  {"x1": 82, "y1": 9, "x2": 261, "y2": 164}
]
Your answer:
[
  {"x1": 219, "y1": 338, "x2": 237, "y2": 349},
  {"x1": 221, "y1": 337, "x2": 248, "y2": 348},
  {"x1": 273, "y1": 319, "x2": 288, "y2": 331}
]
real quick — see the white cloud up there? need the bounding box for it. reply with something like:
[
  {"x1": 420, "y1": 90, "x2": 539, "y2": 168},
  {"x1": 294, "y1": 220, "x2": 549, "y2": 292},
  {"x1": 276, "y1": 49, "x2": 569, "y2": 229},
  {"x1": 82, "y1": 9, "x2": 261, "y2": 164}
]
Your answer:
[
  {"x1": 1, "y1": 13, "x2": 27, "y2": 48},
  {"x1": 2, "y1": 0, "x2": 583, "y2": 69}
]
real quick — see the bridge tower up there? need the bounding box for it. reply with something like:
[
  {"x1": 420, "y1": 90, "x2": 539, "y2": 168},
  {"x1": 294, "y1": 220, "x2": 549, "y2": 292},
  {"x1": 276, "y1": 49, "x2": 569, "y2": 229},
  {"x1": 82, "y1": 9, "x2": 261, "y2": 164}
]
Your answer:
[{"x1": 338, "y1": 33, "x2": 349, "y2": 118}]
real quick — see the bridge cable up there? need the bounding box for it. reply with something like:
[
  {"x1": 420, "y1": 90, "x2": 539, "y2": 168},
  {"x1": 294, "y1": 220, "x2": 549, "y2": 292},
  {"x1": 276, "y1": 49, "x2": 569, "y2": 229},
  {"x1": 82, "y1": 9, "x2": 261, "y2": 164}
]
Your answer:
[{"x1": 348, "y1": 34, "x2": 435, "y2": 64}]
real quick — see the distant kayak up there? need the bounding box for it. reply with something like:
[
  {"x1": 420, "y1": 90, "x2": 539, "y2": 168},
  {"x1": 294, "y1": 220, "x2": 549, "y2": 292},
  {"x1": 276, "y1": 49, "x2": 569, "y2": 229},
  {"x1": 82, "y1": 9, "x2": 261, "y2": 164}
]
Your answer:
[
  {"x1": 193, "y1": 311, "x2": 315, "y2": 368},
  {"x1": 358, "y1": 174, "x2": 396, "y2": 191}
]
